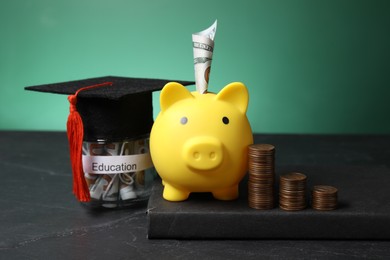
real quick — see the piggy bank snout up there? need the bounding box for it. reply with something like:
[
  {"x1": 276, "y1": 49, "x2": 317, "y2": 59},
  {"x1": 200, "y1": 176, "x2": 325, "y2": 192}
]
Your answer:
[{"x1": 182, "y1": 136, "x2": 223, "y2": 171}]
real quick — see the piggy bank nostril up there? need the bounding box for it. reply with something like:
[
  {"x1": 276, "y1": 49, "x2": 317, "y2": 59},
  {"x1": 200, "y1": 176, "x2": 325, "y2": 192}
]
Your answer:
[
  {"x1": 209, "y1": 152, "x2": 216, "y2": 159},
  {"x1": 193, "y1": 152, "x2": 200, "y2": 159}
]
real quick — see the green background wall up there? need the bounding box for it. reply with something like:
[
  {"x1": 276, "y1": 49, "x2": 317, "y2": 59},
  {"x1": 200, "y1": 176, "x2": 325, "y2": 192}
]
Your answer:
[{"x1": 1, "y1": 0, "x2": 389, "y2": 134}]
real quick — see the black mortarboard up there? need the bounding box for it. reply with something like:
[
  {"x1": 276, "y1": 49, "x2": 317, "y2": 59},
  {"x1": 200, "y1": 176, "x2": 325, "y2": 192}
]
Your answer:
[
  {"x1": 25, "y1": 76, "x2": 194, "y2": 141},
  {"x1": 25, "y1": 76, "x2": 194, "y2": 201}
]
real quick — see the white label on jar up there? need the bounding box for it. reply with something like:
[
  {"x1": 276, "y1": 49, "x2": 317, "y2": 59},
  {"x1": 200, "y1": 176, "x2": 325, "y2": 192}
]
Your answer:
[{"x1": 82, "y1": 153, "x2": 153, "y2": 174}]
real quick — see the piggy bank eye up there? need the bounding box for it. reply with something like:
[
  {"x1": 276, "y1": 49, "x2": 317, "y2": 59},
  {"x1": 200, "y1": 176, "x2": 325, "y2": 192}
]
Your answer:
[
  {"x1": 222, "y1": 116, "x2": 229, "y2": 125},
  {"x1": 180, "y1": 116, "x2": 188, "y2": 125}
]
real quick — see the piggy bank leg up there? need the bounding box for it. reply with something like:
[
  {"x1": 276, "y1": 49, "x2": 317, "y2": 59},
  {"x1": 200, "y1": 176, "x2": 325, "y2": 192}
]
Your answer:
[
  {"x1": 162, "y1": 182, "x2": 190, "y2": 201},
  {"x1": 212, "y1": 185, "x2": 239, "y2": 200}
]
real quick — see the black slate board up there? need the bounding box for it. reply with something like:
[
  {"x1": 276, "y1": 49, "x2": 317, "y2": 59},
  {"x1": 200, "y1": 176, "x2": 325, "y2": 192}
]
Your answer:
[{"x1": 147, "y1": 164, "x2": 390, "y2": 239}]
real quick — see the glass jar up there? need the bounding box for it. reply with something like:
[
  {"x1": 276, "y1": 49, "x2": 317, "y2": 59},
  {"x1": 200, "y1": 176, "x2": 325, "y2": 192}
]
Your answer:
[{"x1": 81, "y1": 136, "x2": 156, "y2": 208}]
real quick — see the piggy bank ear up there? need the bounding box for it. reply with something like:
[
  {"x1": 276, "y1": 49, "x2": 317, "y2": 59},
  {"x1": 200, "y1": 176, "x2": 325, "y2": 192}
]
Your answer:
[
  {"x1": 216, "y1": 82, "x2": 249, "y2": 114},
  {"x1": 160, "y1": 82, "x2": 194, "y2": 112}
]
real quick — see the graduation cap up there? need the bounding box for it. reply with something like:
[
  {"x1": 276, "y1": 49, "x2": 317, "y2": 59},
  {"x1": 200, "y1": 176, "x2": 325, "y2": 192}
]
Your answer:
[{"x1": 25, "y1": 76, "x2": 194, "y2": 201}]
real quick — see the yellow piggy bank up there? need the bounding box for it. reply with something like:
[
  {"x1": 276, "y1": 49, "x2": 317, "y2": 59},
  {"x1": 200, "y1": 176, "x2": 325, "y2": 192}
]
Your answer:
[{"x1": 150, "y1": 82, "x2": 253, "y2": 201}]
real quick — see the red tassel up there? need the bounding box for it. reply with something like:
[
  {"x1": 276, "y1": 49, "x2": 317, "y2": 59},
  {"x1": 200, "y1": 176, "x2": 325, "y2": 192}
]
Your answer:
[
  {"x1": 67, "y1": 95, "x2": 90, "y2": 201},
  {"x1": 66, "y1": 82, "x2": 113, "y2": 202}
]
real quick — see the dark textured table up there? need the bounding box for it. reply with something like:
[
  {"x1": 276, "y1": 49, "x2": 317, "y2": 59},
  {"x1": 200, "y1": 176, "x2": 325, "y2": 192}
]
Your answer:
[{"x1": 1, "y1": 131, "x2": 390, "y2": 259}]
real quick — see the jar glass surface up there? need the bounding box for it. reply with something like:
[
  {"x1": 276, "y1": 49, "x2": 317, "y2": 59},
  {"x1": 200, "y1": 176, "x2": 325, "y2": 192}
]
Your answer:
[{"x1": 82, "y1": 136, "x2": 156, "y2": 208}]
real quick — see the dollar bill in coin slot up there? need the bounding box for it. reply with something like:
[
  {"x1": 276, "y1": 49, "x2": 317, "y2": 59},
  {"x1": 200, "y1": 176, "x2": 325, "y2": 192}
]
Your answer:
[{"x1": 193, "y1": 20, "x2": 217, "y2": 94}]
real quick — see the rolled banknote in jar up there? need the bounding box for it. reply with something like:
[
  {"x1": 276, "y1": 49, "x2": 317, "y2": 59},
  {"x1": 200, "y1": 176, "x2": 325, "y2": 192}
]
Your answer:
[{"x1": 192, "y1": 20, "x2": 217, "y2": 94}]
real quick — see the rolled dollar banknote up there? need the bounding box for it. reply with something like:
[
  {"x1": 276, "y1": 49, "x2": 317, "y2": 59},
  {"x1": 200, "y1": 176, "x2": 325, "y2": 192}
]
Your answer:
[{"x1": 192, "y1": 20, "x2": 217, "y2": 94}]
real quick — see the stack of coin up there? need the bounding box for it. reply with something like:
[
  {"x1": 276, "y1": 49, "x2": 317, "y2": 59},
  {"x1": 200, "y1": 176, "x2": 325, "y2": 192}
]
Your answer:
[
  {"x1": 247, "y1": 144, "x2": 275, "y2": 209},
  {"x1": 311, "y1": 185, "x2": 338, "y2": 211},
  {"x1": 279, "y1": 172, "x2": 307, "y2": 211}
]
